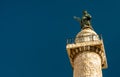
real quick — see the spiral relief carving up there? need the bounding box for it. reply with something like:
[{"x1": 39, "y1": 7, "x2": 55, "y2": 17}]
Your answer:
[{"x1": 74, "y1": 52, "x2": 102, "y2": 77}]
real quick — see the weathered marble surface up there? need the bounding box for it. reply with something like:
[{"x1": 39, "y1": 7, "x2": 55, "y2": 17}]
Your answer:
[{"x1": 74, "y1": 52, "x2": 102, "y2": 77}]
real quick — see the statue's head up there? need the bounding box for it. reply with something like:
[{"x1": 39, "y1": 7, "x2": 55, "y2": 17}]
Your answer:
[{"x1": 83, "y1": 10, "x2": 88, "y2": 15}]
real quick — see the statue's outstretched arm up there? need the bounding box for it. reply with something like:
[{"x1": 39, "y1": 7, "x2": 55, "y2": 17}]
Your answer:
[{"x1": 73, "y1": 16, "x2": 81, "y2": 22}]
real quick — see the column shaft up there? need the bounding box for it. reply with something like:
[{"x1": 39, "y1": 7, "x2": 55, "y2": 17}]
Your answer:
[{"x1": 73, "y1": 52, "x2": 102, "y2": 77}]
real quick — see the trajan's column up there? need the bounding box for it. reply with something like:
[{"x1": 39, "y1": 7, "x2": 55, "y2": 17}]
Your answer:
[{"x1": 66, "y1": 11, "x2": 108, "y2": 77}]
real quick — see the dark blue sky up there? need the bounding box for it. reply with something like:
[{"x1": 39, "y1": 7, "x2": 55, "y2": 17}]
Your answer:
[{"x1": 0, "y1": 0, "x2": 119, "y2": 77}]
